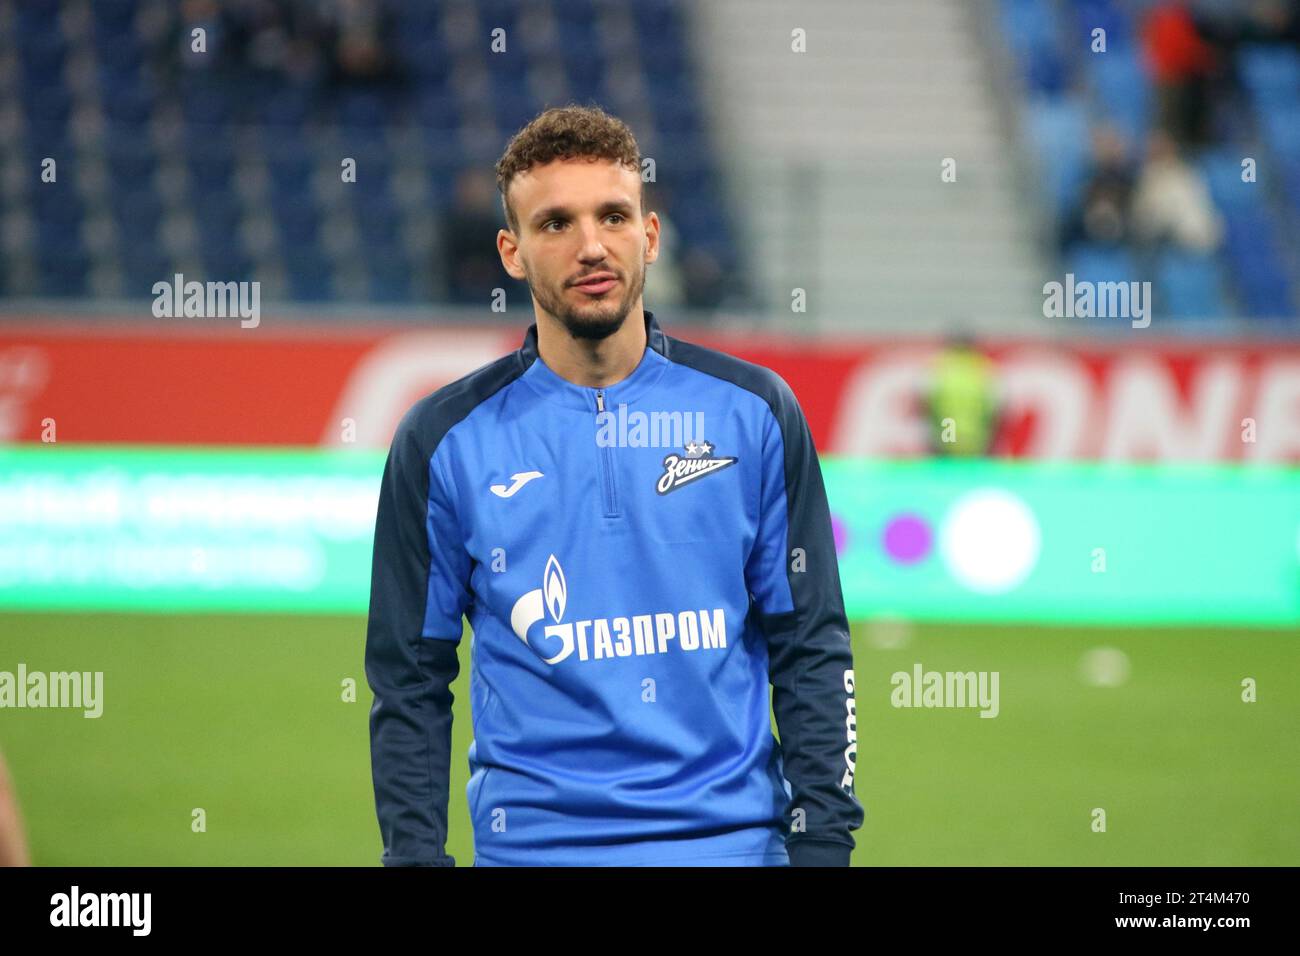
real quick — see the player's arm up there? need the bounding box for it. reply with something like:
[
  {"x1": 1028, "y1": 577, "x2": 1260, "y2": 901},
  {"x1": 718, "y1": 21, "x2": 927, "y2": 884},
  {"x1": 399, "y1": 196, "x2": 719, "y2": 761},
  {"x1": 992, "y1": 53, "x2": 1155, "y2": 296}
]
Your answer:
[
  {"x1": 746, "y1": 377, "x2": 864, "y2": 866},
  {"x1": 365, "y1": 408, "x2": 471, "y2": 866}
]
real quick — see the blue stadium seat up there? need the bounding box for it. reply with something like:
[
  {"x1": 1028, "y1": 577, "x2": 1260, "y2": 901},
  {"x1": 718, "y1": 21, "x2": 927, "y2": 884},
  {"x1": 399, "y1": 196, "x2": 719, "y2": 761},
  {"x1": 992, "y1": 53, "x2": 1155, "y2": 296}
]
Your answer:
[
  {"x1": 259, "y1": 87, "x2": 313, "y2": 128},
  {"x1": 110, "y1": 189, "x2": 163, "y2": 236},
  {"x1": 275, "y1": 202, "x2": 320, "y2": 247},
  {"x1": 24, "y1": 86, "x2": 72, "y2": 125},
  {"x1": 1088, "y1": 47, "x2": 1150, "y2": 146},
  {"x1": 639, "y1": 39, "x2": 691, "y2": 82},
  {"x1": 337, "y1": 90, "x2": 388, "y2": 133},
  {"x1": 38, "y1": 248, "x2": 90, "y2": 297},
  {"x1": 92, "y1": 0, "x2": 138, "y2": 33},
  {"x1": 1238, "y1": 45, "x2": 1300, "y2": 107},
  {"x1": 192, "y1": 196, "x2": 242, "y2": 249},
  {"x1": 1026, "y1": 97, "x2": 1091, "y2": 218},
  {"x1": 5, "y1": 0, "x2": 736, "y2": 305},
  {"x1": 355, "y1": 194, "x2": 401, "y2": 244},
  {"x1": 415, "y1": 90, "x2": 460, "y2": 134},
  {"x1": 189, "y1": 150, "x2": 235, "y2": 191},
  {"x1": 344, "y1": 147, "x2": 393, "y2": 200},
  {"x1": 282, "y1": 247, "x2": 332, "y2": 301},
  {"x1": 1258, "y1": 104, "x2": 1300, "y2": 160},
  {"x1": 30, "y1": 187, "x2": 84, "y2": 231},
  {"x1": 368, "y1": 251, "x2": 413, "y2": 303},
  {"x1": 105, "y1": 138, "x2": 157, "y2": 184},
  {"x1": 1065, "y1": 0, "x2": 1133, "y2": 50},
  {"x1": 94, "y1": 29, "x2": 142, "y2": 70},
  {"x1": 118, "y1": 246, "x2": 171, "y2": 293},
  {"x1": 201, "y1": 246, "x2": 254, "y2": 282},
  {"x1": 404, "y1": 35, "x2": 450, "y2": 81},
  {"x1": 1198, "y1": 148, "x2": 1258, "y2": 213},
  {"x1": 999, "y1": 0, "x2": 1067, "y2": 93},
  {"x1": 18, "y1": 29, "x2": 66, "y2": 82},
  {"x1": 182, "y1": 83, "x2": 235, "y2": 127},
  {"x1": 1154, "y1": 249, "x2": 1228, "y2": 319},
  {"x1": 1066, "y1": 242, "x2": 1138, "y2": 286},
  {"x1": 1222, "y1": 211, "x2": 1295, "y2": 317},
  {"x1": 266, "y1": 146, "x2": 315, "y2": 201},
  {"x1": 1283, "y1": 156, "x2": 1300, "y2": 216},
  {"x1": 630, "y1": 0, "x2": 679, "y2": 40},
  {"x1": 492, "y1": 81, "x2": 541, "y2": 136}
]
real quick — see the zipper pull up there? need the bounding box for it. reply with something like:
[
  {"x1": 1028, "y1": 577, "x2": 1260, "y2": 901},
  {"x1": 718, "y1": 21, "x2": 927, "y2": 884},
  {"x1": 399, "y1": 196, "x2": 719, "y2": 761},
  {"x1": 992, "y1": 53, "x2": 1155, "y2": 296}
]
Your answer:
[{"x1": 596, "y1": 389, "x2": 605, "y2": 413}]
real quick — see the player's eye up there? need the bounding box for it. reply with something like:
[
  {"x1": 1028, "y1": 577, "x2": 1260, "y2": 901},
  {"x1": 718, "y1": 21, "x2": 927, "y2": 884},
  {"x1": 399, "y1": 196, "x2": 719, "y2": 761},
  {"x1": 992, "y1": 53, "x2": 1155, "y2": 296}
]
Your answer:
[
  {"x1": 542, "y1": 220, "x2": 565, "y2": 232},
  {"x1": 606, "y1": 213, "x2": 626, "y2": 224}
]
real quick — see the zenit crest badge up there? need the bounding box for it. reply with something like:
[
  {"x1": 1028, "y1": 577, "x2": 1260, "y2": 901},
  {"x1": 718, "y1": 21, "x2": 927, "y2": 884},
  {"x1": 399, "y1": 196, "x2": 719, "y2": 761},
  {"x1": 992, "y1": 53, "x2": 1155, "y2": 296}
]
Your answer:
[{"x1": 656, "y1": 441, "x2": 738, "y2": 495}]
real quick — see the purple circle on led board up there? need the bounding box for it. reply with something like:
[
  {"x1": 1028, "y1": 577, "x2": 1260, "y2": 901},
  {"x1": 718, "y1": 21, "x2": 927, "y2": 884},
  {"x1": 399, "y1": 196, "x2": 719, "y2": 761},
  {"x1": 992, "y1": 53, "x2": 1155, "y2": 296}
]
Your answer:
[
  {"x1": 830, "y1": 513, "x2": 849, "y2": 556},
  {"x1": 883, "y1": 513, "x2": 932, "y2": 564}
]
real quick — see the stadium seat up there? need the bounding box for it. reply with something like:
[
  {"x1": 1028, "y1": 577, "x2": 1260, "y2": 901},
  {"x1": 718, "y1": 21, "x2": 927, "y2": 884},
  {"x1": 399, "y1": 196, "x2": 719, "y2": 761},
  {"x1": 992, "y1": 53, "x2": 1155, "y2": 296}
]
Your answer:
[
  {"x1": 1154, "y1": 249, "x2": 1228, "y2": 319},
  {"x1": 1066, "y1": 242, "x2": 1138, "y2": 287},
  {"x1": 1198, "y1": 148, "x2": 1258, "y2": 213},
  {"x1": 0, "y1": 0, "x2": 738, "y2": 303},
  {"x1": 1087, "y1": 47, "x2": 1150, "y2": 146},
  {"x1": 1238, "y1": 45, "x2": 1300, "y2": 107},
  {"x1": 1026, "y1": 97, "x2": 1091, "y2": 219}
]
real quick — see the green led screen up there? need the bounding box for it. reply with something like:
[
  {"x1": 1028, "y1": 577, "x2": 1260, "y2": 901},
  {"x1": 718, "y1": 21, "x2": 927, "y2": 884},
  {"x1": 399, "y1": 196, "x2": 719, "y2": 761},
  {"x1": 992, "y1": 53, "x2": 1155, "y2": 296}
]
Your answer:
[{"x1": 1, "y1": 446, "x2": 1296, "y2": 625}]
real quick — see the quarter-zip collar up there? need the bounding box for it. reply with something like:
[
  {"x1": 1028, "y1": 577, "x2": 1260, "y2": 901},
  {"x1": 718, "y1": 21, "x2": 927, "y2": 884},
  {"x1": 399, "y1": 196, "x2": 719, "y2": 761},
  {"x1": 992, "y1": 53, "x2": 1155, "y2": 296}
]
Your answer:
[{"x1": 518, "y1": 309, "x2": 670, "y2": 411}]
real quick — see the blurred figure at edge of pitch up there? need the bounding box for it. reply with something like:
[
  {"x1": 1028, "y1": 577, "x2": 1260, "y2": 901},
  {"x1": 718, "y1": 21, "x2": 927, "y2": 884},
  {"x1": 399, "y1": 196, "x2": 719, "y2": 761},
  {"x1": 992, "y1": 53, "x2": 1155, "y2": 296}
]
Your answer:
[{"x1": 925, "y1": 332, "x2": 999, "y2": 458}]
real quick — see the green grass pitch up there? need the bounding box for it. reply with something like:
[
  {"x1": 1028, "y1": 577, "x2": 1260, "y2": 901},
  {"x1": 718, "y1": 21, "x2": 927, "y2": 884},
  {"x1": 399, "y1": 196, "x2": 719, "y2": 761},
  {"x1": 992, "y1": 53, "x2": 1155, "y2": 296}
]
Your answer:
[{"x1": 1, "y1": 612, "x2": 1295, "y2": 865}]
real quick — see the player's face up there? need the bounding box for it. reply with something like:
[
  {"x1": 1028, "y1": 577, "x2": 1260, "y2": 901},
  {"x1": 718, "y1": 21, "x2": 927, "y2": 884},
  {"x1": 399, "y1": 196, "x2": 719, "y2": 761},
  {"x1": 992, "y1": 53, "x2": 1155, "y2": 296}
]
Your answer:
[{"x1": 500, "y1": 158, "x2": 658, "y2": 341}]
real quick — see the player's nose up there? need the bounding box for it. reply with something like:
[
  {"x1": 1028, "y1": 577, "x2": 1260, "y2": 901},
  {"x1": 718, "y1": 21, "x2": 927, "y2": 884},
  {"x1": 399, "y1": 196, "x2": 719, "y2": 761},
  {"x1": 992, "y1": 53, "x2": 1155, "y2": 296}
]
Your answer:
[{"x1": 575, "y1": 221, "x2": 608, "y2": 260}]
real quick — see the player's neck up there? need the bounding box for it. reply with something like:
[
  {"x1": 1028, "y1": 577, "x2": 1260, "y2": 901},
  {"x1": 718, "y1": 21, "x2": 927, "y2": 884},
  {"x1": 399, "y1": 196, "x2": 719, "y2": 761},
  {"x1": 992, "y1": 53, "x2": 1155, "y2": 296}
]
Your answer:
[{"x1": 535, "y1": 304, "x2": 648, "y2": 389}]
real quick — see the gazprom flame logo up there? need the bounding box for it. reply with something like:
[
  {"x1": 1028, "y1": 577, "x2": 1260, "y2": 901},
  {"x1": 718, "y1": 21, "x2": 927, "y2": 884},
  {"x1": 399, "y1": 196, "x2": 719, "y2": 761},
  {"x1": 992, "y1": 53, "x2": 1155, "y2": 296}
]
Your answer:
[
  {"x1": 507, "y1": 553, "x2": 730, "y2": 666},
  {"x1": 510, "y1": 554, "x2": 574, "y2": 665}
]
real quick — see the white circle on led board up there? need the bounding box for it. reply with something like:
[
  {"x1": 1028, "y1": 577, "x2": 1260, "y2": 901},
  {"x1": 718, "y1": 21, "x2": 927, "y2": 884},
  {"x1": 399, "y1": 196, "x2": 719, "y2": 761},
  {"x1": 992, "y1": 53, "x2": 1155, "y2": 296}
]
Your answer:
[{"x1": 939, "y1": 488, "x2": 1042, "y2": 594}]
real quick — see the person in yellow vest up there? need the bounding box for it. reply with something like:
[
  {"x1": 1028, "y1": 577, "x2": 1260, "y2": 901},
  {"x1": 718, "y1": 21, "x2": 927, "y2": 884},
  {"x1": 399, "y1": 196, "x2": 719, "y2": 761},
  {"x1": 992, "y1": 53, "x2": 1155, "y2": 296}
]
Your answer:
[{"x1": 926, "y1": 333, "x2": 999, "y2": 457}]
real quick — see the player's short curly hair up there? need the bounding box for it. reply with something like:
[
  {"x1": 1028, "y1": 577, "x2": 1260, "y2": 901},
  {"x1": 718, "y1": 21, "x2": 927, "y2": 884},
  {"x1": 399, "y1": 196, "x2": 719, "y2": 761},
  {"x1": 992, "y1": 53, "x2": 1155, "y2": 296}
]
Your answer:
[{"x1": 494, "y1": 104, "x2": 644, "y2": 234}]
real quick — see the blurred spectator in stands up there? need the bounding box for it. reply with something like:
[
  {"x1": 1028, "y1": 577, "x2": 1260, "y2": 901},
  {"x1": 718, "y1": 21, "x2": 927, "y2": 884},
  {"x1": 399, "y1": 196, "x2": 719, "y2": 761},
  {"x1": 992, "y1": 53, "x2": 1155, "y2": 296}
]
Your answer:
[
  {"x1": 1189, "y1": 0, "x2": 1300, "y2": 127},
  {"x1": 1059, "y1": 125, "x2": 1135, "y2": 252},
  {"x1": 175, "y1": 0, "x2": 313, "y2": 82},
  {"x1": 1197, "y1": 0, "x2": 1300, "y2": 50},
  {"x1": 924, "y1": 333, "x2": 999, "y2": 458},
  {"x1": 321, "y1": 0, "x2": 405, "y2": 88},
  {"x1": 1131, "y1": 129, "x2": 1224, "y2": 252},
  {"x1": 1251, "y1": 0, "x2": 1300, "y2": 45},
  {"x1": 241, "y1": 0, "x2": 331, "y2": 86},
  {"x1": 174, "y1": 0, "x2": 403, "y2": 88},
  {"x1": 177, "y1": 0, "x2": 231, "y2": 72},
  {"x1": 1141, "y1": 0, "x2": 1219, "y2": 148},
  {"x1": 444, "y1": 168, "x2": 511, "y2": 305}
]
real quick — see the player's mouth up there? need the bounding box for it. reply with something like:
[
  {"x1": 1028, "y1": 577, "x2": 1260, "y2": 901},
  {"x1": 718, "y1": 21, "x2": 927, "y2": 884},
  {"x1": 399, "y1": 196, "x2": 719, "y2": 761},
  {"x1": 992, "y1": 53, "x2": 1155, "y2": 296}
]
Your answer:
[{"x1": 571, "y1": 272, "x2": 618, "y2": 295}]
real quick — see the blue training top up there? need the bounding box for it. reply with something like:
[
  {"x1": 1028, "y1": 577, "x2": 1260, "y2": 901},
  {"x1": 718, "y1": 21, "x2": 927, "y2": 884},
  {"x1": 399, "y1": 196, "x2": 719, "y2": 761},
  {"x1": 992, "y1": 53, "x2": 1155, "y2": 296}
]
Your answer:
[{"x1": 365, "y1": 309, "x2": 863, "y2": 866}]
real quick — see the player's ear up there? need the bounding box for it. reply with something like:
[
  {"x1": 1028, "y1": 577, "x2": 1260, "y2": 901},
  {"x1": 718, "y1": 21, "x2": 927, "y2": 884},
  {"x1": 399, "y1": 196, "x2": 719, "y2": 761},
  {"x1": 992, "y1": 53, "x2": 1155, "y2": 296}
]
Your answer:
[
  {"x1": 497, "y1": 228, "x2": 526, "y2": 280},
  {"x1": 644, "y1": 211, "x2": 661, "y2": 265}
]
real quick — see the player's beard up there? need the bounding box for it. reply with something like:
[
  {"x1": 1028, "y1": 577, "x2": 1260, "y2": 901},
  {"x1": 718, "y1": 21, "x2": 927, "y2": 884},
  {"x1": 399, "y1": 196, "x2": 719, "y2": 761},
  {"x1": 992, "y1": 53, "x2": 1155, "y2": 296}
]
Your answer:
[{"x1": 526, "y1": 255, "x2": 646, "y2": 342}]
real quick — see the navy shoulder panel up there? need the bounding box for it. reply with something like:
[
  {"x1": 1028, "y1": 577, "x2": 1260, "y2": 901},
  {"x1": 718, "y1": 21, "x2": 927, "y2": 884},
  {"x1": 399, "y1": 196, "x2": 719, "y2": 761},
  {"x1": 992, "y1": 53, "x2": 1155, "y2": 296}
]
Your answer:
[
  {"x1": 660, "y1": 334, "x2": 798, "y2": 420},
  {"x1": 394, "y1": 349, "x2": 531, "y2": 455}
]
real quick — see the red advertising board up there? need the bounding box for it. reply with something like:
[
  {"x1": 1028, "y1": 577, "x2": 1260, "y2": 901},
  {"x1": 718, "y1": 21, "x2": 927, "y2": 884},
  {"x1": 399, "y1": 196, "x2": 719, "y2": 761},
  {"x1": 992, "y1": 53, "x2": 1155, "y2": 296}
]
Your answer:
[{"x1": 2, "y1": 320, "x2": 1298, "y2": 461}]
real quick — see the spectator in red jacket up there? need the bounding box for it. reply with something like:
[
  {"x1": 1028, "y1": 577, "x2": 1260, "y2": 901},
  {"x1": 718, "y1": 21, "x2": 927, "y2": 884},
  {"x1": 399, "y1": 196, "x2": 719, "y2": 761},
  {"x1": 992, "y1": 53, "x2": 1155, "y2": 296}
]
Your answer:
[{"x1": 1142, "y1": 0, "x2": 1219, "y2": 148}]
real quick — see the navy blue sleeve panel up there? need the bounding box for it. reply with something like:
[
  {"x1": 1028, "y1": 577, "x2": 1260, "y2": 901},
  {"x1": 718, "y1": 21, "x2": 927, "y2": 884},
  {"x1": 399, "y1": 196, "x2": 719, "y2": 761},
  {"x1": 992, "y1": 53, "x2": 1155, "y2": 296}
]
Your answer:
[
  {"x1": 364, "y1": 353, "x2": 527, "y2": 867},
  {"x1": 663, "y1": 335, "x2": 864, "y2": 866},
  {"x1": 365, "y1": 411, "x2": 465, "y2": 867},
  {"x1": 750, "y1": 374, "x2": 863, "y2": 866}
]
